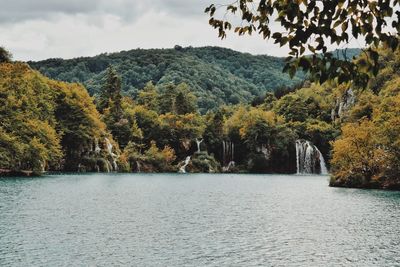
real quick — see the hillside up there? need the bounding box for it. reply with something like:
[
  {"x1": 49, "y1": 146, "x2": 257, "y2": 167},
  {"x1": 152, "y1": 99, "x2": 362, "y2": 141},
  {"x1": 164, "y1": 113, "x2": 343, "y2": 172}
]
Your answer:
[
  {"x1": 0, "y1": 62, "x2": 118, "y2": 174},
  {"x1": 28, "y1": 46, "x2": 305, "y2": 112}
]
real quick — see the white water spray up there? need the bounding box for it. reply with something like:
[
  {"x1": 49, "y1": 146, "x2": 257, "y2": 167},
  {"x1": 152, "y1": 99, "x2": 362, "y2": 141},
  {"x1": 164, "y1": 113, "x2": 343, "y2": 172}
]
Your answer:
[
  {"x1": 179, "y1": 156, "x2": 191, "y2": 173},
  {"x1": 196, "y1": 138, "x2": 203, "y2": 153},
  {"x1": 296, "y1": 140, "x2": 328, "y2": 175},
  {"x1": 105, "y1": 138, "x2": 118, "y2": 171},
  {"x1": 222, "y1": 140, "x2": 235, "y2": 171}
]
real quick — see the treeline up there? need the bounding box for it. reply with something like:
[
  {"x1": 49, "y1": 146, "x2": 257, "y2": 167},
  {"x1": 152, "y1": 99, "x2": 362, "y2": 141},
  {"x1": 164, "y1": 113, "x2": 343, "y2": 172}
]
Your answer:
[
  {"x1": 0, "y1": 58, "x2": 333, "y2": 175},
  {"x1": 1, "y1": 46, "x2": 399, "y2": 189},
  {"x1": 28, "y1": 46, "x2": 305, "y2": 112},
  {"x1": 91, "y1": 63, "x2": 342, "y2": 174}
]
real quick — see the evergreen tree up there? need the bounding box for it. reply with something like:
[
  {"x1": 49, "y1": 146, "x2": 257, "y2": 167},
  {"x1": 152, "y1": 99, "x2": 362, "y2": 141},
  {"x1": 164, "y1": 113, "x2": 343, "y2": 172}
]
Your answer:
[
  {"x1": 203, "y1": 109, "x2": 225, "y2": 161},
  {"x1": 98, "y1": 67, "x2": 128, "y2": 148},
  {"x1": 97, "y1": 66, "x2": 122, "y2": 114},
  {"x1": 175, "y1": 83, "x2": 197, "y2": 115},
  {"x1": 158, "y1": 83, "x2": 177, "y2": 114},
  {"x1": 158, "y1": 83, "x2": 197, "y2": 115}
]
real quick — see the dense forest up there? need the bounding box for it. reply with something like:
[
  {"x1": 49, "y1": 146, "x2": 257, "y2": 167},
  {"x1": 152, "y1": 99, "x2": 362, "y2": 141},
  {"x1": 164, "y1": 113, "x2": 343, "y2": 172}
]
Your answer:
[
  {"x1": 28, "y1": 46, "x2": 306, "y2": 112},
  {"x1": 0, "y1": 45, "x2": 399, "y2": 189}
]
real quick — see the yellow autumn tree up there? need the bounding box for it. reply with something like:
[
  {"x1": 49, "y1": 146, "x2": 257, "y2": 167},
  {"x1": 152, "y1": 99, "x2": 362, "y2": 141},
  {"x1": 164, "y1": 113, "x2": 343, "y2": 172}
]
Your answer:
[{"x1": 330, "y1": 119, "x2": 389, "y2": 187}]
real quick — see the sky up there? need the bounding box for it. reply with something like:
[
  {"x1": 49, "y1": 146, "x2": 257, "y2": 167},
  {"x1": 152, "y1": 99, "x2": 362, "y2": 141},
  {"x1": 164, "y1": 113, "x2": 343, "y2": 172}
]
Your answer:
[{"x1": 0, "y1": 0, "x2": 360, "y2": 61}]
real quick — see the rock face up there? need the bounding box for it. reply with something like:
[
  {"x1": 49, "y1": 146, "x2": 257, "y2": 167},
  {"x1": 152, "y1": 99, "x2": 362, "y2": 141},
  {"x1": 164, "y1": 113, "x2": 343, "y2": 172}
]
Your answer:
[
  {"x1": 256, "y1": 144, "x2": 271, "y2": 161},
  {"x1": 75, "y1": 137, "x2": 120, "y2": 173},
  {"x1": 296, "y1": 140, "x2": 328, "y2": 175},
  {"x1": 331, "y1": 89, "x2": 356, "y2": 121},
  {"x1": 177, "y1": 152, "x2": 220, "y2": 173}
]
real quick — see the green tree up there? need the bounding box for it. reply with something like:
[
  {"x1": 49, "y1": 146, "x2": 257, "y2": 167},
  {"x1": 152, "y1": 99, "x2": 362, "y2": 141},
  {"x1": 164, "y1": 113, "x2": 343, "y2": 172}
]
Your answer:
[
  {"x1": 97, "y1": 67, "x2": 131, "y2": 148},
  {"x1": 158, "y1": 83, "x2": 177, "y2": 114},
  {"x1": 97, "y1": 66, "x2": 122, "y2": 113},
  {"x1": 206, "y1": 0, "x2": 400, "y2": 86},
  {"x1": 260, "y1": 92, "x2": 277, "y2": 110},
  {"x1": 175, "y1": 83, "x2": 198, "y2": 115},
  {"x1": 158, "y1": 83, "x2": 198, "y2": 115},
  {"x1": 203, "y1": 110, "x2": 225, "y2": 161},
  {"x1": 29, "y1": 46, "x2": 305, "y2": 111},
  {"x1": 137, "y1": 81, "x2": 159, "y2": 111}
]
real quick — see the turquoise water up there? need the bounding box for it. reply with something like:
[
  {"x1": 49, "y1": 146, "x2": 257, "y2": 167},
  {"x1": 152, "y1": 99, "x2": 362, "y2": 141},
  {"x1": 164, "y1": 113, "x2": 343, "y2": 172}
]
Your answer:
[{"x1": 0, "y1": 174, "x2": 399, "y2": 266}]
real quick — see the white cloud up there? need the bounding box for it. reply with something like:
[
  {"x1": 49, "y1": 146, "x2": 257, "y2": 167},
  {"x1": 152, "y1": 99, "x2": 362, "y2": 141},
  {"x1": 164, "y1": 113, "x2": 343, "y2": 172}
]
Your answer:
[{"x1": 0, "y1": 0, "x2": 361, "y2": 61}]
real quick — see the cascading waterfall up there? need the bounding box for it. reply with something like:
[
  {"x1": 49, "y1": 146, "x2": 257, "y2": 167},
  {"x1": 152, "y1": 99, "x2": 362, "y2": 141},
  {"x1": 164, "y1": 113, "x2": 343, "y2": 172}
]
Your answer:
[
  {"x1": 317, "y1": 150, "x2": 328, "y2": 175},
  {"x1": 222, "y1": 140, "x2": 235, "y2": 171},
  {"x1": 295, "y1": 140, "x2": 328, "y2": 175},
  {"x1": 222, "y1": 161, "x2": 235, "y2": 172},
  {"x1": 94, "y1": 138, "x2": 101, "y2": 154},
  {"x1": 196, "y1": 138, "x2": 203, "y2": 153},
  {"x1": 179, "y1": 156, "x2": 191, "y2": 173},
  {"x1": 105, "y1": 138, "x2": 118, "y2": 172}
]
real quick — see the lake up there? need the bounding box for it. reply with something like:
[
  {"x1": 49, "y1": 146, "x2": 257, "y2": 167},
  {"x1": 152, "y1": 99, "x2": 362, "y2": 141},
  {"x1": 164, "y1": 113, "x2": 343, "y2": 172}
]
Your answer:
[{"x1": 0, "y1": 174, "x2": 399, "y2": 266}]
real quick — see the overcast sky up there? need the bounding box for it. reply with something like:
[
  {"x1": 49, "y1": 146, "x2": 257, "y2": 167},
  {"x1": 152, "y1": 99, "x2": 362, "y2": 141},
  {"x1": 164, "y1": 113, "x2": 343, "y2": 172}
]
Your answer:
[{"x1": 0, "y1": 0, "x2": 360, "y2": 61}]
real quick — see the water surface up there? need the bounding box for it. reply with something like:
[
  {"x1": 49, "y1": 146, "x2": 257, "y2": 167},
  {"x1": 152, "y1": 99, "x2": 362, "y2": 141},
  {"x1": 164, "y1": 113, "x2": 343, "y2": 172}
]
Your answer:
[{"x1": 0, "y1": 174, "x2": 399, "y2": 266}]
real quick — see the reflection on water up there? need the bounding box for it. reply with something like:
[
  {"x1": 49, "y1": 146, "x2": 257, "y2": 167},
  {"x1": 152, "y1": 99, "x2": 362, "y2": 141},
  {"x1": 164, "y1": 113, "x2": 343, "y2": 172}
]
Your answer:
[{"x1": 0, "y1": 174, "x2": 399, "y2": 266}]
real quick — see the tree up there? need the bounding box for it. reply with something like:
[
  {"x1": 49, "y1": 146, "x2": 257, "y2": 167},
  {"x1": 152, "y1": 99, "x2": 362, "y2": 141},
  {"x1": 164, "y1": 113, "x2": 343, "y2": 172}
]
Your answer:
[
  {"x1": 29, "y1": 46, "x2": 305, "y2": 111},
  {"x1": 158, "y1": 83, "x2": 198, "y2": 115},
  {"x1": 175, "y1": 83, "x2": 198, "y2": 115},
  {"x1": 0, "y1": 62, "x2": 110, "y2": 173},
  {"x1": 203, "y1": 110, "x2": 225, "y2": 161},
  {"x1": 137, "y1": 82, "x2": 159, "y2": 111},
  {"x1": 260, "y1": 92, "x2": 277, "y2": 110},
  {"x1": 158, "y1": 83, "x2": 178, "y2": 114},
  {"x1": 97, "y1": 66, "x2": 130, "y2": 148},
  {"x1": 97, "y1": 66, "x2": 122, "y2": 113},
  {"x1": 158, "y1": 113, "x2": 205, "y2": 158},
  {"x1": 0, "y1": 47, "x2": 12, "y2": 63},
  {"x1": 205, "y1": 0, "x2": 400, "y2": 87},
  {"x1": 330, "y1": 120, "x2": 388, "y2": 187}
]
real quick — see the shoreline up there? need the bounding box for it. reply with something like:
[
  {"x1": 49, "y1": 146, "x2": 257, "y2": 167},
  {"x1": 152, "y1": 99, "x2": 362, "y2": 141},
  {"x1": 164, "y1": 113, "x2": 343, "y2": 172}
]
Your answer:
[{"x1": 0, "y1": 169, "x2": 36, "y2": 177}]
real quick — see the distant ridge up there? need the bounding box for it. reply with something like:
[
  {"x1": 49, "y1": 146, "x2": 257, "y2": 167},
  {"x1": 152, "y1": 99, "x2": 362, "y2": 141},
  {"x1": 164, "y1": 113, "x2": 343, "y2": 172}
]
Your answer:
[{"x1": 28, "y1": 46, "x2": 359, "y2": 111}]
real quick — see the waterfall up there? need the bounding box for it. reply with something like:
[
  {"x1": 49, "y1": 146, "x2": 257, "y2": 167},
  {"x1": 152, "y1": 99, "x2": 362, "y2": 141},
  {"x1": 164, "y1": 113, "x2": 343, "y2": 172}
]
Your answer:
[
  {"x1": 222, "y1": 140, "x2": 226, "y2": 165},
  {"x1": 40, "y1": 161, "x2": 45, "y2": 173},
  {"x1": 317, "y1": 149, "x2": 328, "y2": 175},
  {"x1": 105, "y1": 137, "x2": 113, "y2": 155},
  {"x1": 222, "y1": 140, "x2": 235, "y2": 171},
  {"x1": 179, "y1": 156, "x2": 191, "y2": 173},
  {"x1": 222, "y1": 161, "x2": 235, "y2": 172},
  {"x1": 94, "y1": 138, "x2": 101, "y2": 154},
  {"x1": 304, "y1": 143, "x2": 314, "y2": 173},
  {"x1": 231, "y1": 143, "x2": 234, "y2": 161},
  {"x1": 105, "y1": 138, "x2": 118, "y2": 171},
  {"x1": 196, "y1": 138, "x2": 203, "y2": 153},
  {"x1": 296, "y1": 140, "x2": 328, "y2": 175},
  {"x1": 136, "y1": 161, "x2": 141, "y2": 173}
]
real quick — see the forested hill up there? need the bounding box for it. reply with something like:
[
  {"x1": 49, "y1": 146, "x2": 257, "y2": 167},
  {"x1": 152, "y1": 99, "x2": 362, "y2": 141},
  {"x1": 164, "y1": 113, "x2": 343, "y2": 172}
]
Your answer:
[{"x1": 28, "y1": 46, "x2": 305, "y2": 111}]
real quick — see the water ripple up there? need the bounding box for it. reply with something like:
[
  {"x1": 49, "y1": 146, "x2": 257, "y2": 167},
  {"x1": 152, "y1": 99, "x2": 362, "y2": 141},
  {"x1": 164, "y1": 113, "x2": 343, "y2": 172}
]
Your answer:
[{"x1": 0, "y1": 174, "x2": 399, "y2": 266}]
